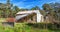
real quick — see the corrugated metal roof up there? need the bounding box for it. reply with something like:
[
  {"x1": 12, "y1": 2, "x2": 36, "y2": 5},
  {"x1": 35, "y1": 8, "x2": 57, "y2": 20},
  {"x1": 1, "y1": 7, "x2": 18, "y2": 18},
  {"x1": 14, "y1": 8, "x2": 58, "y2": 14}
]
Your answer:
[
  {"x1": 15, "y1": 14, "x2": 28, "y2": 20},
  {"x1": 16, "y1": 10, "x2": 38, "y2": 14},
  {"x1": 15, "y1": 10, "x2": 42, "y2": 22}
]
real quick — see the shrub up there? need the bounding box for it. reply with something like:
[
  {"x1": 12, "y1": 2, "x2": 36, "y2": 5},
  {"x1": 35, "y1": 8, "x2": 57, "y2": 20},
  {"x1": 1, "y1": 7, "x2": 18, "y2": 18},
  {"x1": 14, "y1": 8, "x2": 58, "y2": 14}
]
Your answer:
[{"x1": 27, "y1": 23, "x2": 60, "y2": 29}]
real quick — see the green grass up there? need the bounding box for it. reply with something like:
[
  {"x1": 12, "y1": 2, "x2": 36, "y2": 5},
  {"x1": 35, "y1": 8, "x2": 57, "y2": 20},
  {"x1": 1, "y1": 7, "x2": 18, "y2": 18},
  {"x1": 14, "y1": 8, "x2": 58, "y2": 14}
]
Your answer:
[
  {"x1": 0, "y1": 23, "x2": 60, "y2": 32},
  {"x1": 0, "y1": 18, "x2": 6, "y2": 22},
  {"x1": 0, "y1": 18, "x2": 60, "y2": 32},
  {"x1": 14, "y1": 23, "x2": 60, "y2": 32},
  {"x1": 0, "y1": 23, "x2": 14, "y2": 32}
]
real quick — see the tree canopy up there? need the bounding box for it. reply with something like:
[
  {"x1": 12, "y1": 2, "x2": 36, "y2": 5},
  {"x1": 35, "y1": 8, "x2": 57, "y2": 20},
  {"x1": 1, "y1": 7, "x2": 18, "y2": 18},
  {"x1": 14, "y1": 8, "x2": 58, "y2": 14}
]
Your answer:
[{"x1": 0, "y1": 0, "x2": 60, "y2": 23}]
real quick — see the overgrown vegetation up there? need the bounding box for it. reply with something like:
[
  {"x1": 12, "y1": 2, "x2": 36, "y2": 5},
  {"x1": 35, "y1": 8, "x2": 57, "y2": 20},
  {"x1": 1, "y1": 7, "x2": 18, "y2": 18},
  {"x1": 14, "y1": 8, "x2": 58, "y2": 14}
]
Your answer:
[
  {"x1": 0, "y1": 0, "x2": 60, "y2": 23},
  {"x1": 0, "y1": 23, "x2": 14, "y2": 32},
  {"x1": 0, "y1": 23, "x2": 60, "y2": 32},
  {"x1": 0, "y1": 0, "x2": 60, "y2": 32},
  {"x1": 14, "y1": 23, "x2": 60, "y2": 32}
]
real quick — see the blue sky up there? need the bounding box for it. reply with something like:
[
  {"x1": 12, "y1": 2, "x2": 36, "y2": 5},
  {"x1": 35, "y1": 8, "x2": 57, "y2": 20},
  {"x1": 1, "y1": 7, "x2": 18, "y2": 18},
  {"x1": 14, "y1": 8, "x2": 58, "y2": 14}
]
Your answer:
[{"x1": 0, "y1": 0, "x2": 60, "y2": 9}]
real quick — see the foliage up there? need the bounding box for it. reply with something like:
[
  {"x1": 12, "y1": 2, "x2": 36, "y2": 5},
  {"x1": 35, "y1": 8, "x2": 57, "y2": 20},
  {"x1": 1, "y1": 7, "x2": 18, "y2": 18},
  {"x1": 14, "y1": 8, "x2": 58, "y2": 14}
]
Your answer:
[
  {"x1": 14, "y1": 23, "x2": 60, "y2": 32},
  {"x1": 0, "y1": 23, "x2": 14, "y2": 32},
  {"x1": 0, "y1": 18, "x2": 6, "y2": 22},
  {"x1": 42, "y1": 3, "x2": 60, "y2": 23},
  {"x1": 31, "y1": 6, "x2": 40, "y2": 10},
  {"x1": 27, "y1": 23, "x2": 60, "y2": 29},
  {"x1": 0, "y1": 22, "x2": 60, "y2": 32}
]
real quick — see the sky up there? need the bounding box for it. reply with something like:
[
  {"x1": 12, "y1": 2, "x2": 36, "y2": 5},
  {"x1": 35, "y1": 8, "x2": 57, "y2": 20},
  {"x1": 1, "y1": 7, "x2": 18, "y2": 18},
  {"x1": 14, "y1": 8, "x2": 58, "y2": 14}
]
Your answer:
[{"x1": 0, "y1": 0, "x2": 60, "y2": 9}]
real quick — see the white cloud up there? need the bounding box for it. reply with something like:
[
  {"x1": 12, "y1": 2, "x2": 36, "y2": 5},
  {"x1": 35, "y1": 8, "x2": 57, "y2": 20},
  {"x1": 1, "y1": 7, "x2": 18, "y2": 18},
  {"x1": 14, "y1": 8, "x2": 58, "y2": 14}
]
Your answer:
[
  {"x1": 13, "y1": 0, "x2": 40, "y2": 8},
  {"x1": 13, "y1": 1, "x2": 25, "y2": 6},
  {"x1": 12, "y1": 0, "x2": 60, "y2": 9}
]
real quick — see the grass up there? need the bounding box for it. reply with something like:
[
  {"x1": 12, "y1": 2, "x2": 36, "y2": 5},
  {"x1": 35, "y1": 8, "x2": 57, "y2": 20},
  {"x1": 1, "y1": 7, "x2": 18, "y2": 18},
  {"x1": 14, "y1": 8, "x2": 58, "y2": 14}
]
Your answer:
[
  {"x1": 14, "y1": 23, "x2": 60, "y2": 32},
  {"x1": 0, "y1": 18, "x2": 60, "y2": 32},
  {"x1": 0, "y1": 18, "x2": 14, "y2": 32},
  {"x1": 0, "y1": 23, "x2": 14, "y2": 32},
  {"x1": 0, "y1": 18, "x2": 6, "y2": 22},
  {"x1": 0, "y1": 22, "x2": 60, "y2": 32}
]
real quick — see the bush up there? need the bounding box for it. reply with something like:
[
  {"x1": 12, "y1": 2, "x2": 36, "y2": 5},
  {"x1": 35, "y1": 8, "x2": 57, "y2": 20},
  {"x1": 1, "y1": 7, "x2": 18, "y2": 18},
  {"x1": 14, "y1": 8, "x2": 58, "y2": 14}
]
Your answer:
[{"x1": 27, "y1": 23, "x2": 60, "y2": 29}]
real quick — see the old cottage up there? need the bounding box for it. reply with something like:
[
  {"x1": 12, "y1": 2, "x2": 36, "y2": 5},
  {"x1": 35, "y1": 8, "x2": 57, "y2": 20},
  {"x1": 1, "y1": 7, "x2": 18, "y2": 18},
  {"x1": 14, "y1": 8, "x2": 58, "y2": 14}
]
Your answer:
[{"x1": 15, "y1": 10, "x2": 44, "y2": 23}]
